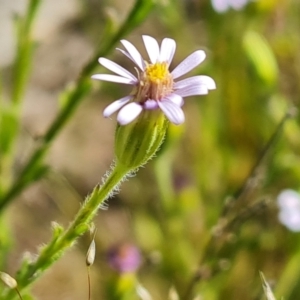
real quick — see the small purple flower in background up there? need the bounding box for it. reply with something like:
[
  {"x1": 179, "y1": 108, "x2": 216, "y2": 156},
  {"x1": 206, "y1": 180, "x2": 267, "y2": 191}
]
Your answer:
[
  {"x1": 92, "y1": 35, "x2": 215, "y2": 125},
  {"x1": 211, "y1": 0, "x2": 249, "y2": 13},
  {"x1": 277, "y1": 189, "x2": 300, "y2": 232},
  {"x1": 107, "y1": 243, "x2": 141, "y2": 273}
]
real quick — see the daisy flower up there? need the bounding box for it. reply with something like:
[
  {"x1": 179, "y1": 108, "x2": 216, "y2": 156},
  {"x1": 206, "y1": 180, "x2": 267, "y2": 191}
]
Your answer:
[{"x1": 92, "y1": 35, "x2": 215, "y2": 125}]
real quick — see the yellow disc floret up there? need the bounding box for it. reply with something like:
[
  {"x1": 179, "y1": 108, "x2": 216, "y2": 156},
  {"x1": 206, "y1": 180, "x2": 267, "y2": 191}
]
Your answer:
[
  {"x1": 135, "y1": 62, "x2": 174, "y2": 102},
  {"x1": 145, "y1": 62, "x2": 169, "y2": 82}
]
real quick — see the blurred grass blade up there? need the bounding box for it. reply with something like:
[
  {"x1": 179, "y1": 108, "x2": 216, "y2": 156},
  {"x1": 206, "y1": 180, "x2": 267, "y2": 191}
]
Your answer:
[
  {"x1": 0, "y1": 0, "x2": 42, "y2": 199},
  {"x1": 168, "y1": 287, "x2": 179, "y2": 300},
  {"x1": 260, "y1": 271, "x2": 276, "y2": 300},
  {"x1": 0, "y1": 107, "x2": 18, "y2": 155},
  {"x1": 137, "y1": 284, "x2": 152, "y2": 300},
  {"x1": 243, "y1": 30, "x2": 278, "y2": 86},
  {"x1": 12, "y1": 0, "x2": 42, "y2": 104}
]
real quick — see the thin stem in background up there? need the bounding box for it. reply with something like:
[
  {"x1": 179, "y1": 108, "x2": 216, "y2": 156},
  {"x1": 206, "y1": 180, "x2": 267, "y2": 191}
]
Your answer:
[
  {"x1": 12, "y1": 0, "x2": 42, "y2": 105},
  {"x1": 222, "y1": 107, "x2": 297, "y2": 217},
  {"x1": 0, "y1": 0, "x2": 42, "y2": 196},
  {"x1": 182, "y1": 107, "x2": 296, "y2": 300}
]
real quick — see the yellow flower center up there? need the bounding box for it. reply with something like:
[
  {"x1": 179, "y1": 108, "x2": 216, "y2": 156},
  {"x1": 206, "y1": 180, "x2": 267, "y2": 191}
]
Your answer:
[
  {"x1": 145, "y1": 62, "x2": 169, "y2": 82},
  {"x1": 135, "y1": 62, "x2": 174, "y2": 102}
]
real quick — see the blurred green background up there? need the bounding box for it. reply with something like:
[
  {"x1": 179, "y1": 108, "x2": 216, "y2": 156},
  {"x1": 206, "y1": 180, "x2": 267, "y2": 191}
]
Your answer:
[{"x1": 1, "y1": 0, "x2": 300, "y2": 299}]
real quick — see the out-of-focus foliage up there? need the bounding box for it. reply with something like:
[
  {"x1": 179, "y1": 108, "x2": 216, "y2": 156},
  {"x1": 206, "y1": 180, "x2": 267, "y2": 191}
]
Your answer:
[{"x1": 1, "y1": 0, "x2": 300, "y2": 299}]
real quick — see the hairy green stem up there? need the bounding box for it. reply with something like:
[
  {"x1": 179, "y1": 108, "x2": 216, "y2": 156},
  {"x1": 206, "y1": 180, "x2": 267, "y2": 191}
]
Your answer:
[{"x1": 1, "y1": 163, "x2": 129, "y2": 299}]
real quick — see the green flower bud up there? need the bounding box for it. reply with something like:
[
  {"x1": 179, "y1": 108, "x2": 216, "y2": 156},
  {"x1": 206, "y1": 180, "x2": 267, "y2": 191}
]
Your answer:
[{"x1": 115, "y1": 110, "x2": 169, "y2": 170}]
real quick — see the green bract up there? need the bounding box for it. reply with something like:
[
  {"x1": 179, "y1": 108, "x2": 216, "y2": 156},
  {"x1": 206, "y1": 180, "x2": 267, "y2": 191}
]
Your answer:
[{"x1": 115, "y1": 110, "x2": 169, "y2": 170}]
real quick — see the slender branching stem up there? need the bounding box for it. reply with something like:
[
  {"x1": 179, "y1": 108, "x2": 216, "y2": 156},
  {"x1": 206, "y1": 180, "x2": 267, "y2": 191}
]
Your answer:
[
  {"x1": 1, "y1": 162, "x2": 130, "y2": 299},
  {"x1": 182, "y1": 108, "x2": 296, "y2": 300}
]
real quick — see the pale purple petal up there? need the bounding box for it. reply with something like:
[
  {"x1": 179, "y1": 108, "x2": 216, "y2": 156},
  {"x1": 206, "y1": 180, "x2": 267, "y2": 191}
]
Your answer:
[
  {"x1": 159, "y1": 38, "x2": 176, "y2": 65},
  {"x1": 279, "y1": 210, "x2": 300, "y2": 232},
  {"x1": 164, "y1": 93, "x2": 184, "y2": 107},
  {"x1": 92, "y1": 74, "x2": 135, "y2": 84},
  {"x1": 99, "y1": 58, "x2": 137, "y2": 81},
  {"x1": 120, "y1": 40, "x2": 145, "y2": 70},
  {"x1": 158, "y1": 100, "x2": 185, "y2": 125},
  {"x1": 103, "y1": 96, "x2": 131, "y2": 117},
  {"x1": 174, "y1": 75, "x2": 216, "y2": 90},
  {"x1": 116, "y1": 48, "x2": 135, "y2": 64},
  {"x1": 144, "y1": 99, "x2": 159, "y2": 110},
  {"x1": 229, "y1": 0, "x2": 248, "y2": 10},
  {"x1": 277, "y1": 190, "x2": 300, "y2": 210},
  {"x1": 171, "y1": 50, "x2": 206, "y2": 79},
  {"x1": 175, "y1": 85, "x2": 208, "y2": 97},
  {"x1": 117, "y1": 102, "x2": 143, "y2": 125},
  {"x1": 142, "y1": 35, "x2": 160, "y2": 64},
  {"x1": 211, "y1": 0, "x2": 229, "y2": 13},
  {"x1": 277, "y1": 189, "x2": 300, "y2": 232}
]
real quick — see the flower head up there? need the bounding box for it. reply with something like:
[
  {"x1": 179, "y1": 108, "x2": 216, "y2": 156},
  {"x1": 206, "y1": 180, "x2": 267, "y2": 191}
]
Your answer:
[{"x1": 92, "y1": 35, "x2": 215, "y2": 125}]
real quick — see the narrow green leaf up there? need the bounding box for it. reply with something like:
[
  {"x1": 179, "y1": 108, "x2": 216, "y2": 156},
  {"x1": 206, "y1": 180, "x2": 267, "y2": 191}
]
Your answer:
[
  {"x1": 260, "y1": 271, "x2": 277, "y2": 300},
  {"x1": 243, "y1": 30, "x2": 278, "y2": 86}
]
